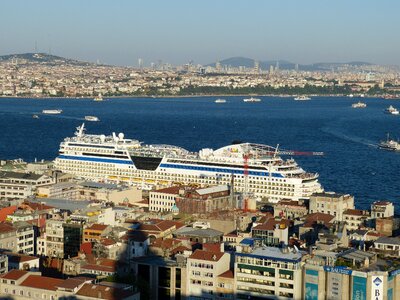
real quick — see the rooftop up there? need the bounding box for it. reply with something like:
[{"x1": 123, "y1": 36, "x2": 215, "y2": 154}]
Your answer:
[
  {"x1": 21, "y1": 275, "x2": 64, "y2": 291},
  {"x1": 237, "y1": 246, "x2": 304, "y2": 263},
  {"x1": 189, "y1": 249, "x2": 225, "y2": 262}
]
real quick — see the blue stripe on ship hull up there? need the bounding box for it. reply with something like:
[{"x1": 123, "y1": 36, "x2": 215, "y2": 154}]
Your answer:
[
  {"x1": 159, "y1": 163, "x2": 284, "y2": 178},
  {"x1": 58, "y1": 155, "x2": 134, "y2": 165}
]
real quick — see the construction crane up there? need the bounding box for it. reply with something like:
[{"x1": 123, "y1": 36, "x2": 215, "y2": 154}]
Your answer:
[{"x1": 243, "y1": 153, "x2": 249, "y2": 212}]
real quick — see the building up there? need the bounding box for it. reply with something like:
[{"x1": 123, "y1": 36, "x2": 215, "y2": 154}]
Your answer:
[
  {"x1": 303, "y1": 249, "x2": 400, "y2": 300},
  {"x1": 0, "y1": 171, "x2": 54, "y2": 201},
  {"x1": 7, "y1": 253, "x2": 39, "y2": 271},
  {"x1": 0, "y1": 269, "x2": 139, "y2": 299},
  {"x1": 234, "y1": 244, "x2": 304, "y2": 299},
  {"x1": 13, "y1": 221, "x2": 35, "y2": 255},
  {"x1": 63, "y1": 222, "x2": 83, "y2": 258},
  {"x1": 0, "y1": 222, "x2": 17, "y2": 252},
  {"x1": 70, "y1": 206, "x2": 116, "y2": 225},
  {"x1": 37, "y1": 182, "x2": 143, "y2": 205},
  {"x1": 186, "y1": 249, "x2": 231, "y2": 299},
  {"x1": 45, "y1": 220, "x2": 64, "y2": 258},
  {"x1": 371, "y1": 201, "x2": 394, "y2": 219},
  {"x1": 373, "y1": 237, "x2": 400, "y2": 256},
  {"x1": 175, "y1": 185, "x2": 237, "y2": 214},
  {"x1": 130, "y1": 255, "x2": 187, "y2": 299},
  {"x1": 149, "y1": 186, "x2": 180, "y2": 212},
  {"x1": 83, "y1": 224, "x2": 111, "y2": 243},
  {"x1": 0, "y1": 254, "x2": 7, "y2": 274},
  {"x1": 251, "y1": 218, "x2": 290, "y2": 246},
  {"x1": 274, "y1": 200, "x2": 308, "y2": 219},
  {"x1": 343, "y1": 209, "x2": 369, "y2": 231},
  {"x1": 309, "y1": 192, "x2": 354, "y2": 221}
]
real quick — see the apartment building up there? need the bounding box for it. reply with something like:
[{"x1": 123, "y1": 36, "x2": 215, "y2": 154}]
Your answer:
[
  {"x1": 13, "y1": 221, "x2": 35, "y2": 255},
  {"x1": 186, "y1": 249, "x2": 231, "y2": 299},
  {"x1": 309, "y1": 192, "x2": 354, "y2": 221},
  {"x1": 0, "y1": 171, "x2": 54, "y2": 201},
  {"x1": 371, "y1": 201, "x2": 394, "y2": 219},
  {"x1": 234, "y1": 245, "x2": 304, "y2": 299},
  {"x1": 0, "y1": 222, "x2": 17, "y2": 252},
  {"x1": 343, "y1": 209, "x2": 369, "y2": 231}
]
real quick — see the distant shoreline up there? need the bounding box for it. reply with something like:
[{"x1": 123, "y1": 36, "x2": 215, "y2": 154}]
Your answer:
[{"x1": 0, "y1": 94, "x2": 385, "y2": 100}]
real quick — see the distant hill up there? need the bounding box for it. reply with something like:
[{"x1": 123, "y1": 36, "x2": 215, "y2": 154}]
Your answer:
[
  {"x1": 0, "y1": 53, "x2": 94, "y2": 66},
  {"x1": 207, "y1": 56, "x2": 373, "y2": 71}
]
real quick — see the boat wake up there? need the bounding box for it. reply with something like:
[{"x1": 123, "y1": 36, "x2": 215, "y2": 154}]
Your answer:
[{"x1": 321, "y1": 126, "x2": 378, "y2": 148}]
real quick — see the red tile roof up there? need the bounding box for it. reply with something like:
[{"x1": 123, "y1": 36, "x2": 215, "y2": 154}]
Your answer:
[
  {"x1": 153, "y1": 186, "x2": 182, "y2": 194},
  {"x1": 218, "y1": 270, "x2": 234, "y2": 279},
  {"x1": 0, "y1": 222, "x2": 16, "y2": 234},
  {"x1": 0, "y1": 269, "x2": 27, "y2": 280},
  {"x1": 203, "y1": 243, "x2": 222, "y2": 253},
  {"x1": 252, "y1": 218, "x2": 290, "y2": 231},
  {"x1": 85, "y1": 223, "x2": 109, "y2": 231},
  {"x1": 373, "y1": 201, "x2": 391, "y2": 206},
  {"x1": 21, "y1": 275, "x2": 63, "y2": 291},
  {"x1": 303, "y1": 213, "x2": 335, "y2": 228},
  {"x1": 151, "y1": 238, "x2": 181, "y2": 249},
  {"x1": 76, "y1": 283, "x2": 135, "y2": 300},
  {"x1": 80, "y1": 242, "x2": 92, "y2": 255},
  {"x1": 7, "y1": 253, "x2": 38, "y2": 263},
  {"x1": 0, "y1": 206, "x2": 17, "y2": 222},
  {"x1": 343, "y1": 209, "x2": 366, "y2": 216},
  {"x1": 189, "y1": 249, "x2": 225, "y2": 262}
]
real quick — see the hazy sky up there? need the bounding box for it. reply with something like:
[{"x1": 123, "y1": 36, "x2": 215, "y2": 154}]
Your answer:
[{"x1": 1, "y1": 0, "x2": 399, "y2": 66}]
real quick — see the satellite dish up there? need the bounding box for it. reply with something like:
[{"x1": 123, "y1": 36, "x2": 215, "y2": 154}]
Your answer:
[
  {"x1": 118, "y1": 133, "x2": 124, "y2": 140},
  {"x1": 100, "y1": 135, "x2": 106, "y2": 142}
]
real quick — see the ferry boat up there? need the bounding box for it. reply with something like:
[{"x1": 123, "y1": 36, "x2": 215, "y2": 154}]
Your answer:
[
  {"x1": 243, "y1": 97, "x2": 261, "y2": 103},
  {"x1": 54, "y1": 124, "x2": 323, "y2": 203},
  {"x1": 379, "y1": 134, "x2": 400, "y2": 151},
  {"x1": 215, "y1": 99, "x2": 227, "y2": 104},
  {"x1": 94, "y1": 94, "x2": 104, "y2": 102},
  {"x1": 42, "y1": 109, "x2": 62, "y2": 114},
  {"x1": 384, "y1": 105, "x2": 399, "y2": 115},
  {"x1": 85, "y1": 116, "x2": 100, "y2": 122},
  {"x1": 294, "y1": 96, "x2": 311, "y2": 101},
  {"x1": 351, "y1": 102, "x2": 367, "y2": 108}
]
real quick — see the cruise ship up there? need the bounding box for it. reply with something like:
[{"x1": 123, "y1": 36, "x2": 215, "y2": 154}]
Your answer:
[{"x1": 54, "y1": 124, "x2": 323, "y2": 203}]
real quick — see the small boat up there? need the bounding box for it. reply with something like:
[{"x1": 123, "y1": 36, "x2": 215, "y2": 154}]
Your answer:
[
  {"x1": 348, "y1": 94, "x2": 354, "y2": 98},
  {"x1": 294, "y1": 95, "x2": 311, "y2": 101},
  {"x1": 85, "y1": 116, "x2": 100, "y2": 122},
  {"x1": 379, "y1": 134, "x2": 400, "y2": 151},
  {"x1": 215, "y1": 99, "x2": 227, "y2": 103},
  {"x1": 32, "y1": 114, "x2": 39, "y2": 119},
  {"x1": 243, "y1": 97, "x2": 261, "y2": 103},
  {"x1": 384, "y1": 105, "x2": 399, "y2": 115},
  {"x1": 42, "y1": 109, "x2": 62, "y2": 114},
  {"x1": 94, "y1": 94, "x2": 103, "y2": 101},
  {"x1": 352, "y1": 102, "x2": 367, "y2": 108}
]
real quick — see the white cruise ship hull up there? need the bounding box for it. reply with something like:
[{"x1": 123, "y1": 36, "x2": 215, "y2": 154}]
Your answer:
[{"x1": 54, "y1": 125, "x2": 323, "y2": 203}]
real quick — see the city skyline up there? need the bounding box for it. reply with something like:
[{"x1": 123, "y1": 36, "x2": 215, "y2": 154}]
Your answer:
[{"x1": 1, "y1": 0, "x2": 399, "y2": 66}]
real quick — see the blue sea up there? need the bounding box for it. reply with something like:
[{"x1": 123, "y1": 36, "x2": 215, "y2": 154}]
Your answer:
[{"x1": 0, "y1": 96, "x2": 399, "y2": 210}]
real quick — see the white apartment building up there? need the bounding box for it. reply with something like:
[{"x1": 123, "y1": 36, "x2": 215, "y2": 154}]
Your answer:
[
  {"x1": 371, "y1": 201, "x2": 394, "y2": 219},
  {"x1": 309, "y1": 192, "x2": 354, "y2": 221},
  {"x1": 149, "y1": 186, "x2": 180, "y2": 212},
  {"x1": 0, "y1": 171, "x2": 54, "y2": 201},
  {"x1": 186, "y1": 249, "x2": 231, "y2": 299},
  {"x1": 234, "y1": 246, "x2": 304, "y2": 299}
]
